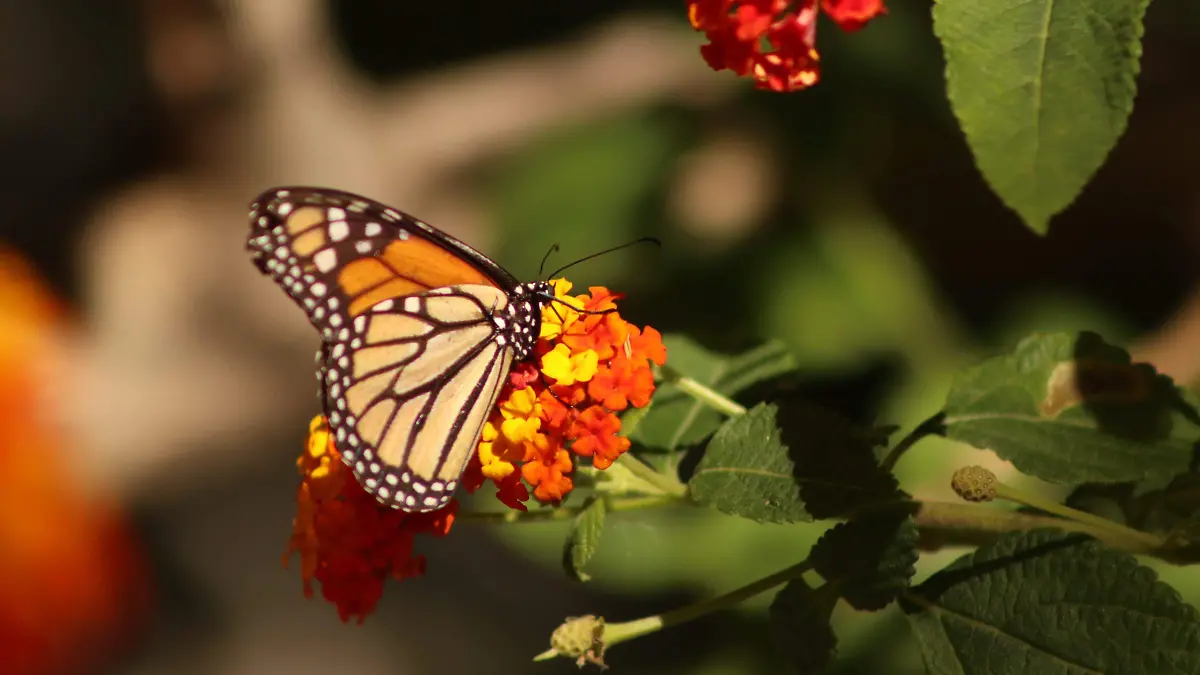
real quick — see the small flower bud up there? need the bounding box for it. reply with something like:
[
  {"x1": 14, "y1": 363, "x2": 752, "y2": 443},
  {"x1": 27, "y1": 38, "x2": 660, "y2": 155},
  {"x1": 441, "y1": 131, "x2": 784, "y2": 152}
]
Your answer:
[
  {"x1": 952, "y1": 466, "x2": 998, "y2": 502},
  {"x1": 550, "y1": 615, "x2": 608, "y2": 669}
]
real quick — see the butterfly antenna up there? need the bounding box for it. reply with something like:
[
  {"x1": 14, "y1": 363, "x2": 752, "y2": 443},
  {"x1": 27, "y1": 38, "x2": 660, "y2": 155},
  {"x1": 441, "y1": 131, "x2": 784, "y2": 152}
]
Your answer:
[
  {"x1": 535, "y1": 292, "x2": 619, "y2": 317},
  {"x1": 538, "y1": 243, "x2": 561, "y2": 279},
  {"x1": 545, "y1": 237, "x2": 661, "y2": 281}
]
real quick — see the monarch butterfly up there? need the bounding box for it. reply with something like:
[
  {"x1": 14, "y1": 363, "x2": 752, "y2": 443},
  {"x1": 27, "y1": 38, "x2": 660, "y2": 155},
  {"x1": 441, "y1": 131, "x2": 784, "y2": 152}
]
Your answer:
[{"x1": 246, "y1": 186, "x2": 571, "y2": 513}]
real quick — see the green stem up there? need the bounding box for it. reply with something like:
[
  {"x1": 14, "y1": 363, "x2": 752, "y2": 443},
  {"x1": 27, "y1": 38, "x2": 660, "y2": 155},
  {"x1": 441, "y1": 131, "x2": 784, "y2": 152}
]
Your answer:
[
  {"x1": 912, "y1": 500, "x2": 1153, "y2": 549},
  {"x1": 534, "y1": 560, "x2": 812, "y2": 662},
  {"x1": 663, "y1": 370, "x2": 747, "y2": 417},
  {"x1": 992, "y1": 482, "x2": 1166, "y2": 552},
  {"x1": 456, "y1": 494, "x2": 678, "y2": 524},
  {"x1": 880, "y1": 412, "x2": 947, "y2": 472},
  {"x1": 617, "y1": 453, "x2": 689, "y2": 498}
]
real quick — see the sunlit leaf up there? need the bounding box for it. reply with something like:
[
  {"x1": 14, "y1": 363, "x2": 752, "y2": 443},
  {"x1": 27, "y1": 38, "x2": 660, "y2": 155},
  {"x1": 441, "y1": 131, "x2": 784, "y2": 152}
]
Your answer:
[
  {"x1": 689, "y1": 403, "x2": 811, "y2": 523},
  {"x1": 944, "y1": 332, "x2": 1199, "y2": 484},
  {"x1": 934, "y1": 0, "x2": 1149, "y2": 232}
]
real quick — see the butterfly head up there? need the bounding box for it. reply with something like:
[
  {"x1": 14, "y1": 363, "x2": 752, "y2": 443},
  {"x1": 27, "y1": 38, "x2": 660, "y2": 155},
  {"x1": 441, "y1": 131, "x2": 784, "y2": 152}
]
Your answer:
[
  {"x1": 503, "y1": 281, "x2": 554, "y2": 361},
  {"x1": 523, "y1": 280, "x2": 555, "y2": 299}
]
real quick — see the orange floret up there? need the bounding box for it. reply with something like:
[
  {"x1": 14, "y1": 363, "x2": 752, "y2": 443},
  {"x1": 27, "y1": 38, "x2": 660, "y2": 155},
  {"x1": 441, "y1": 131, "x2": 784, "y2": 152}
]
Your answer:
[{"x1": 569, "y1": 406, "x2": 632, "y2": 470}]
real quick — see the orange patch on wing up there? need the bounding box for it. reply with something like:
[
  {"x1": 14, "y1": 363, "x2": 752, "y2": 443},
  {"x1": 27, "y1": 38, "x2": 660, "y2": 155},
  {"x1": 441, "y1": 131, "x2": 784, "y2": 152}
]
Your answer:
[
  {"x1": 342, "y1": 238, "x2": 500, "y2": 317},
  {"x1": 286, "y1": 206, "x2": 325, "y2": 234},
  {"x1": 292, "y1": 229, "x2": 326, "y2": 257},
  {"x1": 349, "y1": 279, "x2": 428, "y2": 317}
]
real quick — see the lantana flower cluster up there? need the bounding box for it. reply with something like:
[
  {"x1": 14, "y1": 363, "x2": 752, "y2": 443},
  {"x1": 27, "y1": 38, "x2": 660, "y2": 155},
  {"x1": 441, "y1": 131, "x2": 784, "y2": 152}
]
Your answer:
[
  {"x1": 687, "y1": 0, "x2": 887, "y2": 92},
  {"x1": 286, "y1": 278, "x2": 666, "y2": 621},
  {"x1": 464, "y1": 279, "x2": 667, "y2": 510}
]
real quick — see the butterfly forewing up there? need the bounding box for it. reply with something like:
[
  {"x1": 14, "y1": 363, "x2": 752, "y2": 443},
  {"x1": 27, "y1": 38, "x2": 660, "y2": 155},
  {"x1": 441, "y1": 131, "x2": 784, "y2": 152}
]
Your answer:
[{"x1": 246, "y1": 187, "x2": 510, "y2": 339}]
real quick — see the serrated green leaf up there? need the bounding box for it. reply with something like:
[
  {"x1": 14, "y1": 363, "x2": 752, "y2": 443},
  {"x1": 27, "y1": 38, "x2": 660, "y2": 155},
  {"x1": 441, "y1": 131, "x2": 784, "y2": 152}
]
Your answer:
[
  {"x1": 934, "y1": 0, "x2": 1149, "y2": 233},
  {"x1": 782, "y1": 400, "x2": 904, "y2": 520},
  {"x1": 944, "y1": 332, "x2": 1199, "y2": 484},
  {"x1": 562, "y1": 497, "x2": 606, "y2": 583},
  {"x1": 631, "y1": 335, "x2": 797, "y2": 453},
  {"x1": 902, "y1": 530, "x2": 1200, "y2": 674},
  {"x1": 811, "y1": 508, "x2": 919, "y2": 611},
  {"x1": 690, "y1": 402, "x2": 906, "y2": 523},
  {"x1": 689, "y1": 403, "x2": 811, "y2": 523},
  {"x1": 769, "y1": 579, "x2": 838, "y2": 675}
]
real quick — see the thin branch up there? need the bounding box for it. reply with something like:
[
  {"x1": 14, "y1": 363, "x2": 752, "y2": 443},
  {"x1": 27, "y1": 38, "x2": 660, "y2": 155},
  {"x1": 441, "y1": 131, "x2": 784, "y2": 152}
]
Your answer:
[
  {"x1": 912, "y1": 501, "x2": 1172, "y2": 558},
  {"x1": 534, "y1": 559, "x2": 813, "y2": 662},
  {"x1": 456, "y1": 494, "x2": 678, "y2": 524},
  {"x1": 880, "y1": 412, "x2": 947, "y2": 471},
  {"x1": 672, "y1": 372, "x2": 744, "y2": 415},
  {"x1": 617, "y1": 453, "x2": 690, "y2": 498}
]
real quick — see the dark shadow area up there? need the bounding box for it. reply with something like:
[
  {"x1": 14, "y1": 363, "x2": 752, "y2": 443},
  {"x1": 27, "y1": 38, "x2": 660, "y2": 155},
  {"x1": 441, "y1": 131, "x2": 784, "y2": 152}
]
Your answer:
[
  {"x1": 1071, "y1": 331, "x2": 1200, "y2": 441},
  {"x1": 775, "y1": 398, "x2": 905, "y2": 520}
]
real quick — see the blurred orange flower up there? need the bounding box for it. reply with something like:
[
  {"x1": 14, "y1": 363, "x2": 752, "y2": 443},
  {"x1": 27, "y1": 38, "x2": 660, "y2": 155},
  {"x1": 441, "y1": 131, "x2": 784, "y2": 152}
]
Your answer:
[
  {"x1": 285, "y1": 416, "x2": 456, "y2": 623},
  {"x1": 686, "y1": 0, "x2": 887, "y2": 92},
  {"x1": 0, "y1": 249, "x2": 148, "y2": 675}
]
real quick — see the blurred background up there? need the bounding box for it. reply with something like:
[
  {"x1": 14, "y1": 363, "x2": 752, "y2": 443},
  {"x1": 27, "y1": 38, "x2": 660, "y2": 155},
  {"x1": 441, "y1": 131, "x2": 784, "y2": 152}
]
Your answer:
[{"x1": 3, "y1": 1, "x2": 1200, "y2": 673}]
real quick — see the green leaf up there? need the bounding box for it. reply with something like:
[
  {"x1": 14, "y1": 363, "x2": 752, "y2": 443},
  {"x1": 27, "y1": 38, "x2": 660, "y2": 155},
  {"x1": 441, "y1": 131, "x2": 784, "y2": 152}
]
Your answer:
[
  {"x1": 689, "y1": 402, "x2": 906, "y2": 523},
  {"x1": 633, "y1": 336, "x2": 797, "y2": 452},
  {"x1": 902, "y1": 530, "x2": 1200, "y2": 674},
  {"x1": 784, "y1": 401, "x2": 905, "y2": 520},
  {"x1": 944, "y1": 332, "x2": 1199, "y2": 484},
  {"x1": 619, "y1": 400, "x2": 653, "y2": 439},
  {"x1": 934, "y1": 0, "x2": 1149, "y2": 233},
  {"x1": 769, "y1": 579, "x2": 839, "y2": 675},
  {"x1": 562, "y1": 496, "x2": 606, "y2": 583},
  {"x1": 687, "y1": 399, "x2": 904, "y2": 523},
  {"x1": 811, "y1": 508, "x2": 919, "y2": 611},
  {"x1": 689, "y1": 403, "x2": 811, "y2": 523}
]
